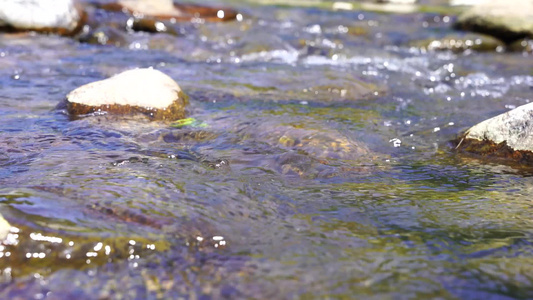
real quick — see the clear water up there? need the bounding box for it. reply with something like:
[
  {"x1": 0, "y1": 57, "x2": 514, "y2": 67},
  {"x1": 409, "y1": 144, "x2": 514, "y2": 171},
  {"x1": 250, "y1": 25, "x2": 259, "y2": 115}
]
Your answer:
[{"x1": 0, "y1": 1, "x2": 532, "y2": 298}]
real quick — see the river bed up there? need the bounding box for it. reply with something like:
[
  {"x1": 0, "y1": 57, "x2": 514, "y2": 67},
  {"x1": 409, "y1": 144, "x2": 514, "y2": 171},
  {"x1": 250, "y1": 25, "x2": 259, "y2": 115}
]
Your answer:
[{"x1": 0, "y1": 0, "x2": 532, "y2": 298}]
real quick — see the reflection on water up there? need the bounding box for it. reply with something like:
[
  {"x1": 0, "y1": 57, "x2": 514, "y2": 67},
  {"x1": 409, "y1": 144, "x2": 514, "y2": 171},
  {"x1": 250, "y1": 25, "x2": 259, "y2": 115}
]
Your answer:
[{"x1": 0, "y1": 0, "x2": 533, "y2": 298}]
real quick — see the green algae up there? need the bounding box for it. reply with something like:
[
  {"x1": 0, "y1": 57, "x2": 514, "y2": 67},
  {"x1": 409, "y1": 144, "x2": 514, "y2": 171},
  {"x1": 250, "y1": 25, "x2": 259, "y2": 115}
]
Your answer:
[{"x1": 170, "y1": 118, "x2": 209, "y2": 129}]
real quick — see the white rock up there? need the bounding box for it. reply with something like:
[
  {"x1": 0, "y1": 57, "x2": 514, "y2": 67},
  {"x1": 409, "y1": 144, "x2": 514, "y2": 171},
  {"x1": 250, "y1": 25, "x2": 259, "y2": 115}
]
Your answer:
[
  {"x1": 454, "y1": 0, "x2": 533, "y2": 42},
  {"x1": 377, "y1": 0, "x2": 417, "y2": 3},
  {"x1": 450, "y1": 0, "x2": 488, "y2": 6},
  {"x1": 67, "y1": 68, "x2": 182, "y2": 109},
  {"x1": 465, "y1": 102, "x2": 533, "y2": 151},
  {"x1": 0, "y1": 213, "x2": 11, "y2": 241},
  {"x1": 118, "y1": 0, "x2": 183, "y2": 18},
  {"x1": 0, "y1": 0, "x2": 82, "y2": 33}
]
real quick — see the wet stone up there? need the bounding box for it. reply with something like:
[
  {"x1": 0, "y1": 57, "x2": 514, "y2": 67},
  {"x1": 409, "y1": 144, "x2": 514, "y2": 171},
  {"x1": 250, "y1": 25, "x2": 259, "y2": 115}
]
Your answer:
[
  {"x1": 453, "y1": 0, "x2": 533, "y2": 43},
  {"x1": 272, "y1": 127, "x2": 371, "y2": 160},
  {"x1": 453, "y1": 102, "x2": 533, "y2": 165},
  {"x1": 102, "y1": 0, "x2": 239, "y2": 22},
  {"x1": 0, "y1": 213, "x2": 10, "y2": 241},
  {"x1": 0, "y1": 0, "x2": 86, "y2": 35},
  {"x1": 126, "y1": 18, "x2": 180, "y2": 35},
  {"x1": 65, "y1": 68, "x2": 188, "y2": 121}
]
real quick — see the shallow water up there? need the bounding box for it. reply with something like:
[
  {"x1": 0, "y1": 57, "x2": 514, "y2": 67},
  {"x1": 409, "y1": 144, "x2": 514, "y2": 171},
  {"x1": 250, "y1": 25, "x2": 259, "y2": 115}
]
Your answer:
[{"x1": 1, "y1": 0, "x2": 533, "y2": 299}]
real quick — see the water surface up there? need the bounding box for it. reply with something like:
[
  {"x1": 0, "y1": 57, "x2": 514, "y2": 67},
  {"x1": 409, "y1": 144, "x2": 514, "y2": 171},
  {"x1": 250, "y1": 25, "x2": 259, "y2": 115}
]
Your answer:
[{"x1": 0, "y1": 0, "x2": 532, "y2": 298}]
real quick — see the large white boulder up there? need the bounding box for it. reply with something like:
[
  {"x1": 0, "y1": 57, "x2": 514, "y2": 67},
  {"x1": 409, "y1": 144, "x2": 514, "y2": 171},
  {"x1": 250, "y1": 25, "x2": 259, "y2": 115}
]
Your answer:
[
  {"x1": 0, "y1": 0, "x2": 84, "y2": 34},
  {"x1": 66, "y1": 68, "x2": 188, "y2": 121}
]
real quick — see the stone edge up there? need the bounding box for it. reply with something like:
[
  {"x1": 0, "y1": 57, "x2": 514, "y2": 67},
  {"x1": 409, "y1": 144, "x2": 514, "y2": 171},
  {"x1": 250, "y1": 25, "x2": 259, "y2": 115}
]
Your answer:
[{"x1": 65, "y1": 90, "x2": 189, "y2": 121}]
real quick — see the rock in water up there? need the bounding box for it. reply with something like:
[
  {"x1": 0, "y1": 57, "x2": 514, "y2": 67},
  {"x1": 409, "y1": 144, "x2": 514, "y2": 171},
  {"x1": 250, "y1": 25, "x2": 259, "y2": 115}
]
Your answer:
[
  {"x1": 105, "y1": 0, "x2": 238, "y2": 22},
  {"x1": 454, "y1": 0, "x2": 533, "y2": 43},
  {"x1": 454, "y1": 102, "x2": 533, "y2": 163},
  {"x1": 118, "y1": 0, "x2": 179, "y2": 18},
  {"x1": 66, "y1": 68, "x2": 188, "y2": 121},
  {"x1": 0, "y1": 0, "x2": 85, "y2": 35},
  {"x1": 0, "y1": 213, "x2": 11, "y2": 241}
]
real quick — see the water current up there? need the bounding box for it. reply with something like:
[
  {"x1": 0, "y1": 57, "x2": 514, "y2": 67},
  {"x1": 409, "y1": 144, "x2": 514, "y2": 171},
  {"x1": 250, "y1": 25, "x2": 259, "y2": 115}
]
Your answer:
[{"x1": 0, "y1": 0, "x2": 532, "y2": 298}]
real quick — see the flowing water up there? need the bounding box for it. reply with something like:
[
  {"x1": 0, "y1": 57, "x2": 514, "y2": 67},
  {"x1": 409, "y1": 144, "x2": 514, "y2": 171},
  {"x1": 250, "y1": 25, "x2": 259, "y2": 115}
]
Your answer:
[{"x1": 0, "y1": 0, "x2": 532, "y2": 298}]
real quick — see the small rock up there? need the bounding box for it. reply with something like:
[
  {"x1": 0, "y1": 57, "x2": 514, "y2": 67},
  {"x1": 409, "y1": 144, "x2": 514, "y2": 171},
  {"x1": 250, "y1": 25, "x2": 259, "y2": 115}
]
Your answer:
[
  {"x1": 118, "y1": 0, "x2": 177, "y2": 18},
  {"x1": 453, "y1": 0, "x2": 533, "y2": 43},
  {"x1": 454, "y1": 102, "x2": 533, "y2": 163},
  {"x1": 102, "y1": 0, "x2": 238, "y2": 22},
  {"x1": 126, "y1": 18, "x2": 180, "y2": 36},
  {"x1": 0, "y1": 0, "x2": 85, "y2": 35},
  {"x1": 0, "y1": 213, "x2": 11, "y2": 241},
  {"x1": 66, "y1": 68, "x2": 188, "y2": 121}
]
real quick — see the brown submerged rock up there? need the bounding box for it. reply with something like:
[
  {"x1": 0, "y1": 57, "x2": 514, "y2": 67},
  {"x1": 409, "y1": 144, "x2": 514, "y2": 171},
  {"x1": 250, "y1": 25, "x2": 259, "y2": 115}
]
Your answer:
[
  {"x1": 453, "y1": 138, "x2": 533, "y2": 164},
  {"x1": 66, "y1": 68, "x2": 188, "y2": 121},
  {"x1": 126, "y1": 18, "x2": 178, "y2": 35},
  {"x1": 453, "y1": 102, "x2": 533, "y2": 164}
]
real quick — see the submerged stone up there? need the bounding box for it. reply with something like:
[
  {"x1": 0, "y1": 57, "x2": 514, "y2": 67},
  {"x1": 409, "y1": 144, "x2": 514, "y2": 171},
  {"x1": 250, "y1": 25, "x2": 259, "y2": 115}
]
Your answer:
[
  {"x1": 410, "y1": 33, "x2": 504, "y2": 53},
  {"x1": 78, "y1": 25, "x2": 129, "y2": 46},
  {"x1": 66, "y1": 68, "x2": 188, "y2": 121},
  {"x1": 276, "y1": 128, "x2": 370, "y2": 160},
  {"x1": 453, "y1": 0, "x2": 533, "y2": 43},
  {"x1": 0, "y1": 0, "x2": 85, "y2": 35},
  {"x1": 454, "y1": 102, "x2": 533, "y2": 163},
  {"x1": 126, "y1": 18, "x2": 178, "y2": 35},
  {"x1": 509, "y1": 38, "x2": 533, "y2": 53}
]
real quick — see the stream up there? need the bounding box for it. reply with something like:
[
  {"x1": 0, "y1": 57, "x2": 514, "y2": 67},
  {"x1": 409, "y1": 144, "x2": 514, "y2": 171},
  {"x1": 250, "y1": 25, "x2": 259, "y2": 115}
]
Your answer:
[{"x1": 0, "y1": 0, "x2": 532, "y2": 298}]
